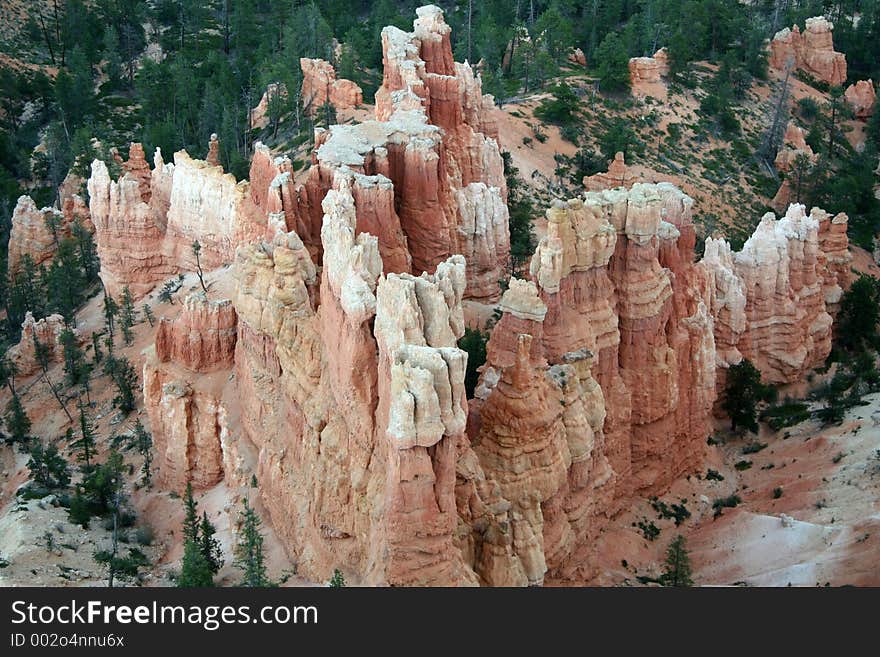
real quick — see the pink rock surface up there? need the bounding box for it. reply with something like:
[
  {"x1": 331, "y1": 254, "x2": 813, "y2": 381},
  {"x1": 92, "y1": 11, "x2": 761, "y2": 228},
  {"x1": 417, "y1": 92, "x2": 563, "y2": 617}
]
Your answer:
[
  {"x1": 845, "y1": 79, "x2": 876, "y2": 118},
  {"x1": 770, "y1": 17, "x2": 847, "y2": 86},
  {"x1": 155, "y1": 294, "x2": 237, "y2": 372},
  {"x1": 300, "y1": 58, "x2": 363, "y2": 114}
]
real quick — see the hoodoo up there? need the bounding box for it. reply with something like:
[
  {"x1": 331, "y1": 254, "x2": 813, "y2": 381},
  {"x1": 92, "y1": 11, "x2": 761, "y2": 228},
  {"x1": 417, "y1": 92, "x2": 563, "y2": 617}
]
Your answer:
[{"x1": 12, "y1": 2, "x2": 849, "y2": 590}]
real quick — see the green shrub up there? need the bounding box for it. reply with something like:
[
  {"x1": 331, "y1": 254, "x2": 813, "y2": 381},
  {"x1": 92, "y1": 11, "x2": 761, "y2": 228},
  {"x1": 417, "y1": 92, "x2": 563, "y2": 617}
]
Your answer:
[{"x1": 705, "y1": 469, "x2": 724, "y2": 482}]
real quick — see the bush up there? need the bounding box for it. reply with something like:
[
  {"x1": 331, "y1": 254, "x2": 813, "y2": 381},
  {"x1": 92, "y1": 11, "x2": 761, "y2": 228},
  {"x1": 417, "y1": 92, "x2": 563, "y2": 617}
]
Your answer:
[
  {"x1": 797, "y1": 97, "x2": 819, "y2": 120},
  {"x1": 705, "y1": 469, "x2": 724, "y2": 481},
  {"x1": 742, "y1": 442, "x2": 767, "y2": 455},
  {"x1": 773, "y1": 487, "x2": 783, "y2": 499},
  {"x1": 760, "y1": 400, "x2": 810, "y2": 431},
  {"x1": 712, "y1": 495, "x2": 741, "y2": 517},
  {"x1": 134, "y1": 525, "x2": 154, "y2": 546},
  {"x1": 534, "y1": 83, "x2": 579, "y2": 126},
  {"x1": 637, "y1": 519, "x2": 660, "y2": 541}
]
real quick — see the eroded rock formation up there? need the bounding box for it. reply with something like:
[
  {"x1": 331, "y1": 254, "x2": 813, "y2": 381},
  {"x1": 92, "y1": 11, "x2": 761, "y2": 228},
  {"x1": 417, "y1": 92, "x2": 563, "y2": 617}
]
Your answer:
[
  {"x1": 845, "y1": 79, "x2": 876, "y2": 119},
  {"x1": 8, "y1": 196, "x2": 73, "y2": 273},
  {"x1": 703, "y1": 203, "x2": 847, "y2": 387},
  {"x1": 88, "y1": 140, "x2": 265, "y2": 298},
  {"x1": 628, "y1": 48, "x2": 669, "y2": 84},
  {"x1": 770, "y1": 17, "x2": 847, "y2": 86},
  {"x1": 583, "y1": 152, "x2": 637, "y2": 191},
  {"x1": 6, "y1": 313, "x2": 69, "y2": 377},
  {"x1": 300, "y1": 58, "x2": 363, "y2": 114},
  {"x1": 250, "y1": 83, "x2": 287, "y2": 130},
  {"x1": 155, "y1": 293, "x2": 237, "y2": 372},
  {"x1": 130, "y1": 6, "x2": 852, "y2": 588},
  {"x1": 774, "y1": 122, "x2": 816, "y2": 173}
]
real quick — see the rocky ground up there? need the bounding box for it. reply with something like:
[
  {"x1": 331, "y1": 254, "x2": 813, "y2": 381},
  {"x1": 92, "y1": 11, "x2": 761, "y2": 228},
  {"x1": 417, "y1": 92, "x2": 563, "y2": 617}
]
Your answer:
[{"x1": 576, "y1": 391, "x2": 880, "y2": 587}]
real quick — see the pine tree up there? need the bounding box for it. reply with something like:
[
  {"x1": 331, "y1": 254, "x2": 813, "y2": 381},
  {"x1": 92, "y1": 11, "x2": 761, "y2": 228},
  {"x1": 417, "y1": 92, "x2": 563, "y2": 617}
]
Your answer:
[
  {"x1": 722, "y1": 359, "x2": 763, "y2": 433},
  {"x1": 192, "y1": 240, "x2": 208, "y2": 295},
  {"x1": 142, "y1": 304, "x2": 155, "y2": 327},
  {"x1": 108, "y1": 355, "x2": 138, "y2": 414},
  {"x1": 836, "y1": 276, "x2": 880, "y2": 352},
  {"x1": 45, "y1": 239, "x2": 84, "y2": 323},
  {"x1": 659, "y1": 535, "x2": 693, "y2": 587},
  {"x1": 594, "y1": 31, "x2": 630, "y2": 93},
  {"x1": 134, "y1": 420, "x2": 153, "y2": 487},
  {"x1": 235, "y1": 498, "x2": 271, "y2": 587},
  {"x1": 199, "y1": 512, "x2": 223, "y2": 574},
  {"x1": 182, "y1": 482, "x2": 199, "y2": 543},
  {"x1": 27, "y1": 442, "x2": 71, "y2": 489},
  {"x1": 32, "y1": 333, "x2": 73, "y2": 423},
  {"x1": 178, "y1": 536, "x2": 214, "y2": 587},
  {"x1": 91, "y1": 331, "x2": 103, "y2": 365},
  {"x1": 60, "y1": 327, "x2": 86, "y2": 386},
  {"x1": 0, "y1": 356, "x2": 19, "y2": 395},
  {"x1": 119, "y1": 286, "x2": 137, "y2": 346},
  {"x1": 72, "y1": 398, "x2": 97, "y2": 469},
  {"x1": 328, "y1": 568, "x2": 345, "y2": 587},
  {"x1": 103, "y1": 291, "x2": 119, "y2": 342},
  {"x1": 72, "y1": 219, "x2": 99, "y2": 282},
  {"x1": 177, "y1": 482, "x2": 216, "y2": 587},
  {"x1": 4, "y1": 393, "x2": 31, "y2": 447}
]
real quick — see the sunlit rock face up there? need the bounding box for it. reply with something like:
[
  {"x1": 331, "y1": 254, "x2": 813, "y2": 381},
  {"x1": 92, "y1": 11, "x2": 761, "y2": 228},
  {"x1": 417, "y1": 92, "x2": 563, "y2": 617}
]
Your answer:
[{"x1": 770, "y1": 17, "x2": 847, "y2": 86}]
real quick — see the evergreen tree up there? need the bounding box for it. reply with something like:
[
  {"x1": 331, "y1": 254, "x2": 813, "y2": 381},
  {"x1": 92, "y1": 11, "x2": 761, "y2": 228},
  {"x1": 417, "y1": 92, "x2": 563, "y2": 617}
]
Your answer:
[
  {"x1": 659, "y1": 535, "x2": 693, "y2": 587},
  {"x1": 108, "y1": 355, "x2": 138, "y2": 414},
  {"x1": 60, "y1": 326, "x2": 86, "y2": 386},
  {"x1": 119, "y1": 286, "x2": 137, "y2": 346},
  {"x1": 192, "y1": 240, "x2": 208, "y2": 295},
  {"x1": 594, "y1": 32, "x2": 630, "y2": 93},
  {"x1": 178, "y1": 482, "x2": 214, "y2": 586},
  {"x1": 27, "y1": 441, "x2": 71, "y2": 489},
  {"x1": 199, "y1": 511, "x2": 223, "y2": 574},
  {"x1": 73, "y1": 219, "x2": 99, "y2": 282},
  {"x1": 235, "y1": 498, "x2": 271, "y2": 587},
  {"x1": 722, "y1": 359, "x2": 763, "y2": 433},
  {"x1": 4, "y1": 393, "x2": 31, "y2": 447},
  {"x1": 103, "y1": 291, "x2": 119, "y2": 342},
  {"x1": 32, "y1": 333, "x2": 73, "y2": 423},
  {"x1": 458, "y1": 328, "x2": 488, "y2": 399},
  {"x1": 328, "y1": 568, "x2": 346, "y2": 587},
  {"x1": 836, "y1": 276, "x2": 880, "y2": 352},
  {"x1": 0, "y1": 356, "x2": 19, "y2": 395},
  {"x1": 182, "y1": 482, "x2": 200, "y2": 544},
  {"x1": 134, "y1": 420, "x2": 153, "y2": 487},
  {"x1": 178, "y1": 536, "x2": 215, "y2": 587},
  {"x1": 72, "y1": 398, "x2": 97, "y2": 469},
  {"x1": 142, "y1": 304, "x2": 155, "y2": 327},
  {"x1": 91, "y1": 331, "x2": 103, "y2": 366}
]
